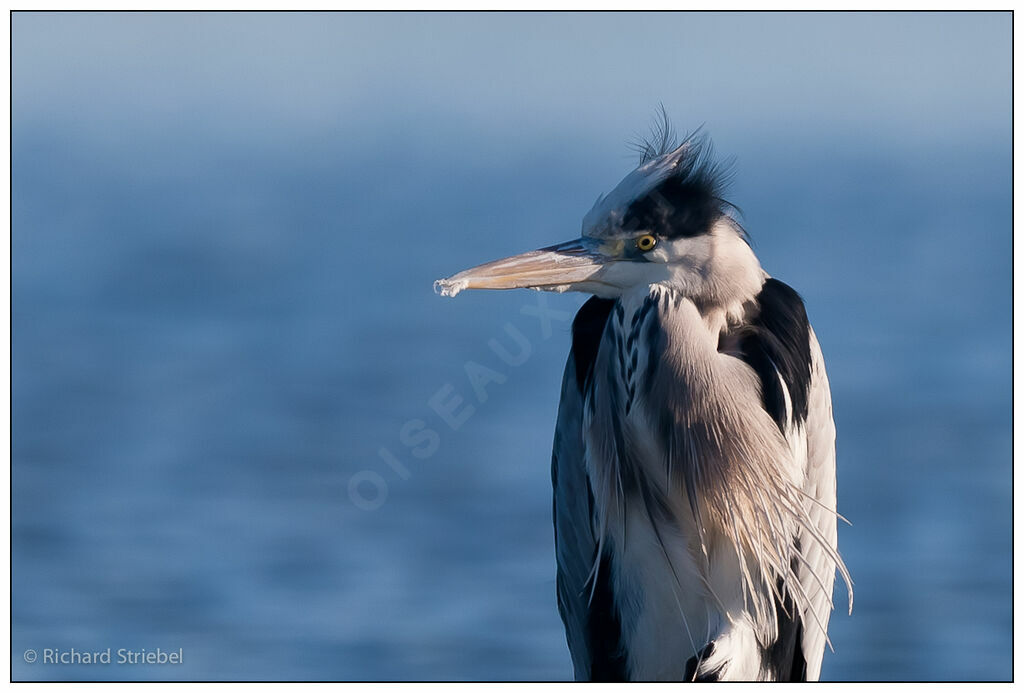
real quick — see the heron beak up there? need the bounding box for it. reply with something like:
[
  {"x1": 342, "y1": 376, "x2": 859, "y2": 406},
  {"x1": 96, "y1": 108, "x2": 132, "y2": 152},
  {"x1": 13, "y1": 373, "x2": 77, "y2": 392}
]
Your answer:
[{"x1": 435, "y1": 238, "x2": 616, "y2": 297}]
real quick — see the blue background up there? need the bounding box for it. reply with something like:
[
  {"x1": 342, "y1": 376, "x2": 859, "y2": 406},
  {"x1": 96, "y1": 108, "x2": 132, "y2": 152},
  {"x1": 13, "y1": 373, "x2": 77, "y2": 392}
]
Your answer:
[{"x1": 12, "y1": 12, "x2": 1011, "y2": 681}]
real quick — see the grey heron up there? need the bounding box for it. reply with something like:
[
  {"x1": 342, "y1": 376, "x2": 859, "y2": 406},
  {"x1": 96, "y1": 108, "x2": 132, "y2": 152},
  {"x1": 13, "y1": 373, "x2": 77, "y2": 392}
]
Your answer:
[{"x1": 435, "y1": 122, "x2": 851, "y2": 681}]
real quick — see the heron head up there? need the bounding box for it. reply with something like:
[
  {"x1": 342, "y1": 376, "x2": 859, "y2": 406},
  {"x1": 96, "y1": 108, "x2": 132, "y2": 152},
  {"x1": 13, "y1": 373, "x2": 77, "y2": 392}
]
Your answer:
[{"x1": 435, "y1": 132, "x2": 763, "y2": 305}]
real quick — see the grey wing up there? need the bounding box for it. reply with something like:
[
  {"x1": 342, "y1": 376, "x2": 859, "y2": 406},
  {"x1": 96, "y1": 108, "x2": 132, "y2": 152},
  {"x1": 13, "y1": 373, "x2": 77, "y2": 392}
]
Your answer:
[
  {"x1": 552, "y1": 296, "x2": 626, "y2": 681},
  {"x1": 794, "y1": 328, "x2": 849, "y2": 680},
  {"x1": 551, "y1": 352, "x2": 597, "y2": 680}
]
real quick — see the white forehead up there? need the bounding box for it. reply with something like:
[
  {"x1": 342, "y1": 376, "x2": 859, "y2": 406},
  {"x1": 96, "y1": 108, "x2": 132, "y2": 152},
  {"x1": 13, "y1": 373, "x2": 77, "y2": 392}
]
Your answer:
[{"x1": 581, "y1": 143, "x2": 688, "y2": 238}]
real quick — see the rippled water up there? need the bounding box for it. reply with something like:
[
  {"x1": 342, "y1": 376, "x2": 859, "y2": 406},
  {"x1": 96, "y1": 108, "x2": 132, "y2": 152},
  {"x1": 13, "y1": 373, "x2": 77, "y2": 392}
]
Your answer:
[{"x1": 12, "y1": 12, "x2": 1010, "y2": 681}]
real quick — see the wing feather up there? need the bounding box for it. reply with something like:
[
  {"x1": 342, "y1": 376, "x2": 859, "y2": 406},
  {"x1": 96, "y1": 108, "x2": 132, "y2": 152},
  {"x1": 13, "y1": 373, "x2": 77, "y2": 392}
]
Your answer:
[
  {"x1": 552, "y1": 297, "x2": 626, "y2": 681},
  {"x1": 795, "y1": 328, "x2": 845, "y2": 680}
]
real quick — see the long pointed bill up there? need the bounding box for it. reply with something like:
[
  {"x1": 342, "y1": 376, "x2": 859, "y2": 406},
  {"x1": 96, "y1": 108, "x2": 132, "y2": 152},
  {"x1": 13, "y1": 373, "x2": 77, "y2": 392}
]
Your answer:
[{"x1": 434, "y1": 239, "x2": 614, "y2": 297}]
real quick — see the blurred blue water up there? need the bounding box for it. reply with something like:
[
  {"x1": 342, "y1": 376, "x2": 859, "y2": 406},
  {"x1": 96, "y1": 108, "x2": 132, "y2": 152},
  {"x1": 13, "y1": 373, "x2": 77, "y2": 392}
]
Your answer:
[{"x1": 12, "y1": 11, "x2": 1011, "y2": 681}]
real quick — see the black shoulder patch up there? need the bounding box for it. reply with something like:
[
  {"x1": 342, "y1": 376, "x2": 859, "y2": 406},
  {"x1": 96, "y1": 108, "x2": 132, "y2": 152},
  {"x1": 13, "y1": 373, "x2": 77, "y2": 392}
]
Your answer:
[
  {"x1": 585, "y1": 548, "x2": 629, "y2": 681},
  {"x1": 571, "y1": 296, "x2": 616, "y2": 393},
  {"x1": 738, "y1": 278, "x2": 813, "y2": 431}
]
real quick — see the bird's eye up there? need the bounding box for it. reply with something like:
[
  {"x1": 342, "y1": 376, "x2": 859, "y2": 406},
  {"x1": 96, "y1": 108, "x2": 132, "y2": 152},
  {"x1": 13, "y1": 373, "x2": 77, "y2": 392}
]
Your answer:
[{"x1": 636, "y1": 234, "x2": 657, "y2": 252}]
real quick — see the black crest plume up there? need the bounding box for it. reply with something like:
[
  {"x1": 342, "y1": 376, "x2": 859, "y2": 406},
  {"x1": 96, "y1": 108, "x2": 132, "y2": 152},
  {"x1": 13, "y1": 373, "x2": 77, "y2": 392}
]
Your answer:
[{"x1": 624, "y1": 107, "x2": 741, "y2": 241}]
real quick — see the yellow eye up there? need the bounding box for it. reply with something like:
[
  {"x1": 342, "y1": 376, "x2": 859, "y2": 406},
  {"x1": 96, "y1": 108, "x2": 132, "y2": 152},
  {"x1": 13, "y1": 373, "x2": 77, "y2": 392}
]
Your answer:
[{"x1": 636, "y1": 234, "x2": 657, "y2": 252}]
